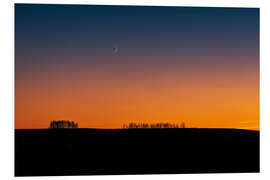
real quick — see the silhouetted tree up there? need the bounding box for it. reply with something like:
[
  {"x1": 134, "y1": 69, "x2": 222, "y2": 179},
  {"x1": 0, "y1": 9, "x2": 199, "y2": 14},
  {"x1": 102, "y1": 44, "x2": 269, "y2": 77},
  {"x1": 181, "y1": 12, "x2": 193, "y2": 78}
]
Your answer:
[
  {"x1": 49, "y1": 120, "x2": 79, "y2": 129},
  {"x1": 180, "y1": 122, "x2": 185, "y2": 128},
  {"x1": 123, "y1": 122, "x2": 186, "y2": 129}
]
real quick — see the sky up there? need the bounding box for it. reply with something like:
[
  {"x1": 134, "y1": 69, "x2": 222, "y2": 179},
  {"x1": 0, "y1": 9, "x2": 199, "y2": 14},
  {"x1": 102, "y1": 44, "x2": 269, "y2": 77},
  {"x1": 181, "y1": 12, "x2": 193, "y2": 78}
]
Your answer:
[{"x1": 15, "y1": 4, "x2": 259, "y2": 130}]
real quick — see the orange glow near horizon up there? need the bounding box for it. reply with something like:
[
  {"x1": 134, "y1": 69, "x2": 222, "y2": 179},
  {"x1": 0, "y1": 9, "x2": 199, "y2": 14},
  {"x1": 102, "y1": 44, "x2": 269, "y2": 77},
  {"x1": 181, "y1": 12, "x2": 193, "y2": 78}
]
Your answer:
[{"x1": 15, "y1": 59, "x2": 259, "y2": 130}]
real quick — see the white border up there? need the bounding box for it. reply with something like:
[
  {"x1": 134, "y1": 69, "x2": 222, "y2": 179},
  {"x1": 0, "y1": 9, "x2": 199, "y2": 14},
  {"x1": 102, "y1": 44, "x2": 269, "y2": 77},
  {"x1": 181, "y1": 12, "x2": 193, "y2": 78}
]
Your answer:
[
  {"x1": 11, "y1": 0, "x2": 261, "y2": 8},
  {"x1": 1, "y1": 0, "x2": 270, "y2": 180}
]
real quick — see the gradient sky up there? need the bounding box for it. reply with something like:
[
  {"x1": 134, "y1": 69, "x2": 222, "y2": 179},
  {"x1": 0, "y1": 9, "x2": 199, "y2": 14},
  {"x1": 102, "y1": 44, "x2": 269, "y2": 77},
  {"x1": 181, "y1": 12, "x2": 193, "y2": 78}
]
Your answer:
[{"x1": 15, "y1": 4, "x2": 259, "y2": 130}]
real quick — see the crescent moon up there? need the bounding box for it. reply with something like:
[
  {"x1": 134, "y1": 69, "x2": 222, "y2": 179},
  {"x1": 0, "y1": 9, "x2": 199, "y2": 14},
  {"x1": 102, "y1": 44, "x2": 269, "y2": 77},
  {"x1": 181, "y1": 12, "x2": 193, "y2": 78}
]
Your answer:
[{"x1": 113, "y1": 45, "x2": 118, "y2": 53}]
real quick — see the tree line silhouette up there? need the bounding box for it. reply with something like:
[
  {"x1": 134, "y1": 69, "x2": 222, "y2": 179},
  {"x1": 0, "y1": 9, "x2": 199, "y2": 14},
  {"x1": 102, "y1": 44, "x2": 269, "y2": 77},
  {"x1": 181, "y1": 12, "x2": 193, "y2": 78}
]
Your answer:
[
  {"x1": 123, "y1": 122, "x2": 185, "y2": 129},
  {"x1": 49, "y1": 120, "x2": 78, "y2": 129}
]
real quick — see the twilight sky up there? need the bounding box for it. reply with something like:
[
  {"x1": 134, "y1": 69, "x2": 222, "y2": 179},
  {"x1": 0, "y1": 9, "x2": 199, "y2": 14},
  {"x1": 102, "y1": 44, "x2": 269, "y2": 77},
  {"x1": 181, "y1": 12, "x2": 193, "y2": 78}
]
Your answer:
[{"x1": 15, "y1": 4, "x2": 259, "y2": 130}]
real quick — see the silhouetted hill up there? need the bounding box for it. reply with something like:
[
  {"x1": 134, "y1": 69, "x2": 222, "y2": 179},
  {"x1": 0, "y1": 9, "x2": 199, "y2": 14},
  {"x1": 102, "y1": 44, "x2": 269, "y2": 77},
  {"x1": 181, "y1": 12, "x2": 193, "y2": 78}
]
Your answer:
[{"x1": 15, "y1": 128, "x2": 259, "y2": 176}]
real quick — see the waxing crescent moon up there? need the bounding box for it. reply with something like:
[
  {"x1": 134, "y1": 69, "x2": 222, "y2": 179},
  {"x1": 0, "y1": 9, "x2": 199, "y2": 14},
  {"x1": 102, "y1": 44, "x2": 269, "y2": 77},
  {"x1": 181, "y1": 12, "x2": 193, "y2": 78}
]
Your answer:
[{"x1": 113, "y1": 45, "x2": 118, "y2": 53}]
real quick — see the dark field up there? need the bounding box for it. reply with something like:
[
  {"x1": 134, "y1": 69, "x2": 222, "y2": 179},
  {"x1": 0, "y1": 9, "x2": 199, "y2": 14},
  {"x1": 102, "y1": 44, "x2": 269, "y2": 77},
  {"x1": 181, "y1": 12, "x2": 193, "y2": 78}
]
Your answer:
[{"x1": 15, "y1": 128, "x2": 259, "y2": 176}]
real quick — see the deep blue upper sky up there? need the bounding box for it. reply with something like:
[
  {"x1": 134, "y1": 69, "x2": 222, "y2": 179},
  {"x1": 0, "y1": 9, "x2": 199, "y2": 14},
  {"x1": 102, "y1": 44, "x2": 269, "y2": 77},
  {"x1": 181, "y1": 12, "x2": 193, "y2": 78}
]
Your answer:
[{"x1": 15, "y1": 4, "x2": 259, "y2": 64}]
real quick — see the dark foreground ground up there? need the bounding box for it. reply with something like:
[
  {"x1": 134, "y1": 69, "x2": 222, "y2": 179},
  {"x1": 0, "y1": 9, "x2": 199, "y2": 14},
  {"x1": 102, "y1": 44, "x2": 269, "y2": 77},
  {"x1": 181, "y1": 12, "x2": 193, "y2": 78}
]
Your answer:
[{"x1": 15, "y1": 128, "x2": 259, "y2": 176}]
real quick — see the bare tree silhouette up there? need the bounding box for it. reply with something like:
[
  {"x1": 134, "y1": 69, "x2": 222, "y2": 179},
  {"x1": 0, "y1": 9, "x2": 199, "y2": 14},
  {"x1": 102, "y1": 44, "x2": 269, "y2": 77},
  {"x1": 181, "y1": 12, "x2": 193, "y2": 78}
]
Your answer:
[
  {"x1": 180, "y1": 122, "x2": 185, "y2": 128},
  {"x1": 123, "y1": 122, "x2": 185, "y2": 129}
]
